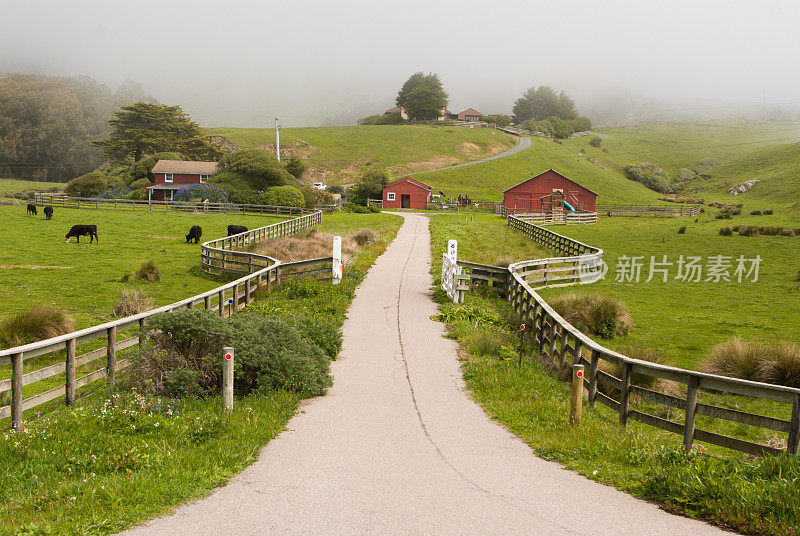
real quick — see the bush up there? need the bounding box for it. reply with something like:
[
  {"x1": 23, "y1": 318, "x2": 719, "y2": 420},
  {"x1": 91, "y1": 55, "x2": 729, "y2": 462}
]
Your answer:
[
  {"x1": 589, "y1": 136, "x2": 602, "y2": 147},
  {"x1": 549, "y1": 294, "x2": 632, "y2": 339},
  {"x1": 623, "y1": 163, "x2": 672, "y2": 194},
  {"x1": 568, "y1": 115, "x2": 592, "y2": 133},
  {"x1": 352, "y1": 228, "x2": 378, "y2": 246},
  {"x1": 216, "y1": 148, "x2": 292, "y2": 188},
  {"x1": 703, "y1": 338, "x2": 800, "y2": 388},
  {"x1": 327, "y1": 185, "x2": 344, "y2": 195},
  {"x1": 349, "y1": 168, "x2": 389, "y2": 206},
  {"x1": 64, "y1": 171, "x2": 108, "y2": 197},
  {"x1": 763, "y1": 209, "x2": 774, "y2": 215},
  {"x1": 343, "y1": 202, "x2": 370, "y2": 213},
  {"x1": 750, "y1": 210, "x2": 762, "y2": 215},
  {"x1": 257, "y1": 185, "x2": 305, "y2": 208},
  {"x1": 209, "y1": 170, "x2": 258, "y2": 204},
  {"x1": 113, "y1": 289, "x2": 153, "y2": 317},
  {"x1": 718, "y1": 227, "x2": 732, "y2": 236},
  {"x1": 284, "y1": 155, "x2": 307, "y2": 179},
  {"x1": 0, "y1": 304, "x2": 75, "y2": 347},
  {"x1": 358, "y1": 113, "x2": 405, "y2": 125},
  {"x1": 134, "y1": 260, "x2": 161, "y2": 282},
  {"x1": 677, "y1": 226, "x2": 686, "y2": 234}
]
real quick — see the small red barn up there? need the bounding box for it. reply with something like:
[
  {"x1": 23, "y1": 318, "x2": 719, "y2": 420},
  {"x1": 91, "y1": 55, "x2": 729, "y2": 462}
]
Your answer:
[
  {"x1": 503, "y1": 170, "x2": 597, "y2": 213},
  {"x1": 382, "y1": 177, "x2": 431, "y2": 210},
  {"x1": 144, "y1": 160, "x2": 218, "y2": 201}
]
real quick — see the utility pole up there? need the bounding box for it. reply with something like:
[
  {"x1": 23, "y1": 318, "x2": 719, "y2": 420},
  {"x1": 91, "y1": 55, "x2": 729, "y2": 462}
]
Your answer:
[{"x1": 275, "y1": 116, "x2": 281, "y2": 162}]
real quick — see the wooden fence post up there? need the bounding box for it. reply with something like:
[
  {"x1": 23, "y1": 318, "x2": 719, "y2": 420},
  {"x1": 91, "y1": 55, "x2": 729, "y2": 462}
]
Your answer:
[
  {"x1": 232, "y1": 285, "x2": 239, "y2": 313},
  {"x1": 683, "y1": 375, "x2": 699, "y2": 451},
  {"x1": 245, "y1": 279, "x2": 252, "y2": 305},
  {"x1": 66, "y1": 338, "x2": 76, "y2": 406},
  {"x1": 619, "y1": 362, "x2": 632, "y2": 426},
  {"x1": 106, "y1": 326, "x2": 116, "y2": 385},
  {"x1": 788, "y1": 393, "x2": 800, "y2": 456},
  {"x1": 11, "y1": 352, "x2": 23, "y2": 429},
  {"x1": 204, "y1": 296, "x2": 210, "y2": 310},
  {"x1": 138, "y1": 318, "x2": 147, "y2": 349},
  {"x1": 218, "y1": 290, "x2": 225, "y2": 317},
  {"x1": 587, "y1": 349, "x2": 599, "y2": 405}
]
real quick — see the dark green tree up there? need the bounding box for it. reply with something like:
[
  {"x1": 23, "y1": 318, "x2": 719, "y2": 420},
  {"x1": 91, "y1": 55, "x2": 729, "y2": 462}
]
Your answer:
[
  {"x1": 348, "y1": 169, "x2": 389, "y2": 206},
  {"x1": 395, "y1": 73, "x2": 448, "y2": 120},
  {"x1": 93, "y1": 102, "x2": 219, "y2": 162},
  {"x1": 284, "y1": 155, "x2": 307, "y2": 178},
  {"x1": 512, "y1": 86, "x2": 578, "y2": 123}
]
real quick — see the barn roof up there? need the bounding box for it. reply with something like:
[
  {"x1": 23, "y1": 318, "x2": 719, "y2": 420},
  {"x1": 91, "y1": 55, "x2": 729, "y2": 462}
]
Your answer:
[
  {"x1": 384, "y1": 177, "x2": 432, "y2": 191},
  {"x1": 503, "y1": 169, "x2": 598, "y2": 196},
  {"x1": 152, "y1": 160, "x2": 218, "y2": 175}
]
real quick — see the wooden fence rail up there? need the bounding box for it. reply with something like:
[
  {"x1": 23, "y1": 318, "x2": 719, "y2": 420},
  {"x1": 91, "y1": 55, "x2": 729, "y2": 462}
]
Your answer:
[
  {"x1": 0, "y1": 210, "x2": 326, "y2": 429},
  {"x1": 596, "y1": 204, "x2": 703, "y2": 217},
  {"x1": 456, "y1": 215, "x2": 800, "y2": 456}
]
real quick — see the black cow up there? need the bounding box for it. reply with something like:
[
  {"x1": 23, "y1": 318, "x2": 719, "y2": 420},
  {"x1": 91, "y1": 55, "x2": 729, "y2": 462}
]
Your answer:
[
  {"x1": 26, "y1": 204, "x2": 37, "y2": 216},
  {"x1": 65, "y1": 224, "x2": 98, "y2": 243},
  {"x1": 186, "y1": 225, "x2": 203, "y2": 244},
  {"x1": 227, "y1": 225, "x2": 248, "y2": 236},
  {"x1": 44, "y1": 206, "x2": 54, "y2": 220}
]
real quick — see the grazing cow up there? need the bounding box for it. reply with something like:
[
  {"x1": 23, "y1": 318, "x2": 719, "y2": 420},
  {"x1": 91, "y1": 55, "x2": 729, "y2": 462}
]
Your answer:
[
  {"x1": 44, "y1": 206, "x2": 54, "y2": 220},
  {"x1": 65, "y1": 224, "x2": 98, "y2": 243},
  {"x1": 186, "y1": 225, "x2": 203, "y2": 244},
  {"x1": 227, "y1": 225, "x2": 248, "y2": 236},
  {"x1": 26, "y1": 204, "x2": 37, "y2": 216}
]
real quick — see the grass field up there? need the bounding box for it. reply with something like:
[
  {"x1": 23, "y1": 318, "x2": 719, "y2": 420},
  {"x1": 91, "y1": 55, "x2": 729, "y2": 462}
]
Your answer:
[
  {"x1": 0, "y1": 178, "x2": 64, "y2": 196},
  {"x1": 205, "y1": 125, "x2": 516, "y2": 184}
]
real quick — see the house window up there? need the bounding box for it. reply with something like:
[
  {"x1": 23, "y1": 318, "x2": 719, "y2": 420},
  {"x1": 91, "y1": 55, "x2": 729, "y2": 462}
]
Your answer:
[
  {"x1": 165, "y1": 173, "x2": 173, "y2": 183},
  {"x1": 387, "y1": 192, "x2": 396, "y2": 201},
  {"x1": 165, "y1": 189, "x2": 173, "y2": 201},
  {"x1": 200, "y1": 174, "x2": 208, "y2": 183}
]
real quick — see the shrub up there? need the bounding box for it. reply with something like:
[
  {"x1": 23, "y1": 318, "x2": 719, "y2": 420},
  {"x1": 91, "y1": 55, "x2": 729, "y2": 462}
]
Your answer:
[
  {"x1": 718, "y1": 227, "x2": 732, "y2": 236},
  {"x1": 368, "y1": 205, "x2": 381, "y2": 213},
  {"x1": 113, "y1": 289, "x2": 153, "y2": 317},
  {"x1": 352, "y1": 228, "x2": 378, "y2": 246},
  {"x1": 549, "y1": 294, "x2": 632, "y2": 339},
  {"x1": 216, "y1": 148, "x2": 292, "y2": 188},
  {"x1": 677, "y1": 226, "x2": 686, "y2": 234},
  {"x1": 64, "y1": 171, "x2": 107, "y2": 197},
  {"x1": 739, "y1": 226, "x2": 758, "y2": 237},
  {"x1": 327, "y1": 185, "x2": 344, "y2": 195},
  {"x1": 349, "y1": 168, "x2": 389, "y2": 206},
  {"x1": 796, "y1": 265, "x2": 800, "y2": 281},
  {"x1": 622, "y1": 163, "x2": 672, "y2": 194},
  {"x1": 0, "y1": 304, "x2": 75, "y2": 347},
  {"x1": 343, "y1": 202, "x2": 370, "y2": 213},
  {"x1": 763, "y1": 209, "x2": 774, "y2": 215},
  {"x1": 134, "y1": 260, "x2": 161, "y2": 282},
  {"x1": 704, "y1": 338, "x2": 800, "y2": 388},
  {"x1": 589, "y1": 136, "x2": 602, "y2": 147},
  {"x1": 715, "y1": 213, "x2": 732, "y2": 220},
  {"x1": 568, "y1": 116, "x2": 592, "y2": 133},
  {"x1": 284, "y1": 155, "x2": 307, "y2": 178},
  {"x1": 750, "y1": 210, "x2": 762, "y2": 215},
  {"x1": 257, "y1": 185, "x2": 305, "y2": 208}
]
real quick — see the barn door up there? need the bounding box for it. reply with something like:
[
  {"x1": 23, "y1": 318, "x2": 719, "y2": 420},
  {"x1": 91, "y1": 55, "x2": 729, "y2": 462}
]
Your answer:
[{"x1": 401, "y1": 194, "x2": 411, "y2": 208}]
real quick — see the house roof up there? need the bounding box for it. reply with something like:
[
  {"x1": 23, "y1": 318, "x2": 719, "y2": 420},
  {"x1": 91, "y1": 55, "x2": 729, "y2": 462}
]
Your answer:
[
  {"x1": 151, "y1": 160, "x2": 218, "y2": 175},
  {"x1": 384, "y1": 177, "x2": 432, "y2": 191},
  {"x1": 503, "y1": 169, "x2": 599, "y2": 196},
  {"x1": 384, "y1": 105, "x2": 404, "y2": 115},
  {"x1": 143, "y1": 183, "x2": 185, "y2": 190},
  {"x1": 458, "y1": 108, "x2": 482, "y2": 116}
]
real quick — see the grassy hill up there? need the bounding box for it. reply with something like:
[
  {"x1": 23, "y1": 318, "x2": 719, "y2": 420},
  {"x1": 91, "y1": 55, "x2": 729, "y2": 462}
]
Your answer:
[
  {"x1": 0, "y1": 178, "x2": 64, "y2": 196},
  {"x1": 206, "y1": 125, "x2": 516, "y2": 184}
]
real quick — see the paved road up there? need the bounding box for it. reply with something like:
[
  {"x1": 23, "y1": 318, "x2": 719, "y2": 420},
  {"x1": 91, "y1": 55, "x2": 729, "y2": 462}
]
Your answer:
[
  {"x1": 402, "y1": 135, "x2": 532, "y2": 178},
  {"x1": 120, "y1": 213, "x2": 727, "y2": 536}
]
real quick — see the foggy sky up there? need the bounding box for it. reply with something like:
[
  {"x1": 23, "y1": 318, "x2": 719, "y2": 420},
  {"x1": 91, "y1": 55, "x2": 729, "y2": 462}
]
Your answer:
[{"x1": 2, "y1": 0, "x2": 799, "y2": 127}]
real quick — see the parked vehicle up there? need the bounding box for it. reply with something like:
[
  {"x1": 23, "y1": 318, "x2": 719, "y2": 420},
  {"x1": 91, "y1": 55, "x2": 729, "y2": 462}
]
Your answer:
[{"x1": 312, "y1": 182, "x2": 327, "y2": 190}]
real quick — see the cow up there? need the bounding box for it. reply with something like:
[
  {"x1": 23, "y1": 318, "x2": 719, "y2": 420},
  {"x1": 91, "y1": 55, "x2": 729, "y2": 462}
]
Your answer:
[
  {"x1": 44, "y1": 206, "x2": 54, "y2": 220},
  {"x1": 186, "y1": 225, "x2": 203, "y2": 244},
  {"x1": 26, "y1": 204, "x2": 37, "y2": 216},
  {"x1": 227, "y1": 225, "x2": 248, "y2": 236},
  {"x1": 65, "y1": 224, "x2": 98, "y2": 243}
]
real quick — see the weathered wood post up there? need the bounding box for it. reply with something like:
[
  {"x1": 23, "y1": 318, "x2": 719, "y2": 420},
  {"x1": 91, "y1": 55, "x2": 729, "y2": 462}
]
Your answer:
[
  {"x1": 518, "y1": 323, "x2": 526, "y2": 366},
  {"x1": 245, "y1": 279, "x2": 252, "y2": 305},
  {"x1": 11, "y1": 352, "x2": 23, "y2": 429},
  {"x1": 138, "y1": 318, "x2": 147, "y2": 349},
  {"x1": 787, "y1": 394, "x2": 800, "y2": 455},
  {"x1": 222, "y1": 347, "x2": 234, "y2": 413},
  {"x1": 106, "y1": 326, "x2": 116, "y2": 385},
  {"x1": 683, "y1": 375, "x2": 699, "y2": 451},
  {"x1": 204, "y1": 296, "x2": 210, "y2": 310},
  {"x1": 619, "y1": 362, "x2": 632, "y2": 426},
  {"x1": 571, "y1": 364, "x2": 584, "y2": 426},
  {"x1": 66, "y1": 338, "x2": 76, "y2": 406},
  {"x1": 218, "y1": 290, "x2": 225, "y2": 317},
  {"x1": 587, "y1": 349, "x2": 599, "y2": 405}
]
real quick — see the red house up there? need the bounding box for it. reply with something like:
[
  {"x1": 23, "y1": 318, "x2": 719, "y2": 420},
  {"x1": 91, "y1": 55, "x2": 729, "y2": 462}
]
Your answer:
[
  {"x1": 382, "y1": 177, "x2": 431, "y2": 210},
  {"x1": 144, "y1": 160, "x2": 218, "y2": 201},
  {"x1": 503, "y1": 169, "x2": 597, "y2": 213}
]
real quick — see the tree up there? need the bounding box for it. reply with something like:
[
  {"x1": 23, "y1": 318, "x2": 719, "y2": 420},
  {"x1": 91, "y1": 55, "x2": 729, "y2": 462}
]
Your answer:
[
  {"x1": 512, "y1": 85, "x2": 578, "y2": 123},
  {"x1": 395, "y1": 73, "x2": 448, "y2": 121},
  {"x1": 93, "y1": 102, "x2": 220, "y2": 162},
  {"x1": 483, "y1": 114, "x2": 512, "y2": 127},
  {"x1": 348, "y1": 169, "x2": 389, "y2": 205},
  {"x1": 284, "y1": 155, "x2": 307, "y2": 178}
]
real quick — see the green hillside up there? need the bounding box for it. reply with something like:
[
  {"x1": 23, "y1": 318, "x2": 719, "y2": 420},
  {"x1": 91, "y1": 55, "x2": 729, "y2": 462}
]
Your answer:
[
  {"x1": 421, "y1": 136, "x2": 661, "y2": 203},
  {"x1": 206, "y1": 125, "x2": 516, "y2": 184}
]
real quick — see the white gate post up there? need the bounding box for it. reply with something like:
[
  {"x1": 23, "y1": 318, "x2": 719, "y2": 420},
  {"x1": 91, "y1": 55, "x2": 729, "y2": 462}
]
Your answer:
[
  {"x1": 332, "y1": 235, "x2": 343, "y2": 285},
  {"x1": 448, "y1": 239, "x2": 458, "y2": 262},
  {"x1": 222, "y1": 347, "x2": 234, "y2": 413}
]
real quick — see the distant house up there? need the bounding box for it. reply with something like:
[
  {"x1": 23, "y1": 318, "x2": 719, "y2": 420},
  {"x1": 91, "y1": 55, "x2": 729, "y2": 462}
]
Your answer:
[
  {"x1": 382, "y1": 177, "x2": 432, "y2": 210},
  {"x1": 384, "y1": 105, "x2": 409, "y2": 120},
  {"x1": 144, "y1": 160, "x2": 218, "y2": 202},
  {"x1": 438, "y1": 109, "x2": 454, "y2": 121},
  {"x1": 503, "y1": 170, "x2": 597, "y2": 213},
  {"x1": 456, "y1": 108, "x2": 483, "y2": 122}
]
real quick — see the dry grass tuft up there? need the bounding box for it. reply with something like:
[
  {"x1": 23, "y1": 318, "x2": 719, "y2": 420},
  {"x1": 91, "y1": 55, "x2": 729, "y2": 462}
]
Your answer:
[
  {"x1": 134, "y1": 260, "x2": 161, "y2": 282},
  {"x1": 352, "y1": 228, "x2": 378, "y2": 246},
  {"x1": 550, "y1": 294, "x2": 632, "y2": 339},
  {"x1": 113, "y1": 289, "x2": 154, "y2": 317},
  {"x1": 0, "y1": 304, "x2": 75, "y2": 347},
  {"x1": 494, "y1": 255, "x2": 515, "y2": 268},
  {"x1": 703, "y1": 338, "x2": 800, "y2": 388},
  {"x1": 253, "y1": 228, "x2": 376, "y2": 265}
]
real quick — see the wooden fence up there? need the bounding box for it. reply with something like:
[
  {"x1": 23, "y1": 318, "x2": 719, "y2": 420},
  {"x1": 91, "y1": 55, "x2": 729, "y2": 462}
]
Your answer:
[
  {"x1": 455, "y1": 215, "x2": 800, "y2": 456},
  {"x1": 596, "y1": 203, "x2": 703, "y2": 217},
  {"x1": 499, "y1": 206, "x2": 598, "y2": 223},
  {"x1": 0, "y1": 211, "x2": 327, "y2": 429}
]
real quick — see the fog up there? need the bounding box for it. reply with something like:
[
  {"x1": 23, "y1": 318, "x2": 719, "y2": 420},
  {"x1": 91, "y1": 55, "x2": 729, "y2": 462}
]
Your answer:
[{"x1": 2, "y1": 0, "x2": 799, "y2": 127}]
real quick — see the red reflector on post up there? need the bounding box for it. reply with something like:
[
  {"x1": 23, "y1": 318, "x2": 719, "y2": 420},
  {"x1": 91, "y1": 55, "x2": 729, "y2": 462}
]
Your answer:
[{"x1": 225, "y1": 353, "x2": 232, "y2": 360}]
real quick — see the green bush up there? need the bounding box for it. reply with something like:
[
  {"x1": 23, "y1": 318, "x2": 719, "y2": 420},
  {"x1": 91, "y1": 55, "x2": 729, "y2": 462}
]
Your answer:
[
  {"x1": 327, "y1": 185, "x2": 344, "y2": 194},
  {"x1": 358, "y1": 113, "x2": 406, "y2": 125},
  {"x1": 284, "y1": 155, "x2": 307, "y2": 179},
  {"x1": 589, "y1": 136, "x2": 602, "y2": 147},
  {"x1": 568, "y1": 115, "x2": 592, "y2": 133},
  {"x1": 750, "y1": 210, "x2": 762, "y2": 215},
  {"x1": 291, "y1": 315, "x2": 342, "y2": 359},
  {"x1": 349, "y1": 168, "x2": 389, "y2": 206},
  {"x1": 622, "y1": 163, "x2": 672, "y2": 194},
  {"x1": 217, "y1": 149, "x2": 292, "y2": 188},
  {"x1": 257, "y1": 185, "x2": 305, "y2": 207},
  {"x1": 718, "y1": 227, "x2": 732, "y2": 236},
  {"x1": 64, "y1": 171, "x2": 108, "y2": 197},
  {"x1": 677, "y1": 226, "x2": 686, "y2": 234},
  {"x1": 764, "y1": 209, "x2": 774, "y2": 215},
  {"x1": 343, "y1": 202, "x2": 370, "y2": 213},
  {"x1": 209, "y1": 170, "x2": 258, "y2": 204}
]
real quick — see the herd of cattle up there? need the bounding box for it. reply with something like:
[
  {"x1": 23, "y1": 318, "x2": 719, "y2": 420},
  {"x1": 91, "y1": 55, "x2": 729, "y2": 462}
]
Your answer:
[{"x1": 25, "y1": 204, "x2": 250, "y2": 245}]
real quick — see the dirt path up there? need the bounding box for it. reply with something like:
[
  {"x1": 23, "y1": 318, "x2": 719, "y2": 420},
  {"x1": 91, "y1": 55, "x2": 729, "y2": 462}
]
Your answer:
[
  {"x1": 401, "y1": 136, "x2": 532, "y2": 178},
  {"x1": 119, "y1": 213, "x2": 727, "y2": 535}
]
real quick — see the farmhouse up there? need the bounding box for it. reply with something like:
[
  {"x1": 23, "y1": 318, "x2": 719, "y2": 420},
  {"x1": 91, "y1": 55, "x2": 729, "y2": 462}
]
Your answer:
[
  {"x1": 382, "y1": 177, "x2": 432, "y2": 210},
  {"x1": 144, "y1": 160, "x2": 218, "y2": 201},
  {"x1": 384, "y1": 105, "x2": 409, "y2": 120},
  {"x1": 456, "y1": 108, "x2": 483, "y2": 121},
  {"x1": 503, "y1": 169, "x2": 597, "y2": 214}
]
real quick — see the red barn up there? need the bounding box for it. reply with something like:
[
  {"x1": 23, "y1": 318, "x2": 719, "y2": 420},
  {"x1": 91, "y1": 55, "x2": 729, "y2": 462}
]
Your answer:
[
  {"x1": 503, "y1": 169, "x2": 597, "y2": 214},
  {"x1": 144, "y1": 160, "x2": 218, "y2": 201},
  {"x1": 382, "y1": 177, "x2": 431, "y2": 210}
]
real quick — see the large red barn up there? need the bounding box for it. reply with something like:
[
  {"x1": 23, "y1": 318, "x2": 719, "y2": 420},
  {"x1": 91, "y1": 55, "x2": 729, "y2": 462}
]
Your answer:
[
  {"x1": 144, "y1": 160, "x2": 218, "y2": 202},
  {"x1": 382, "y1": 177, "x2": 431, "y2": 210},
  {"x1": 503, "y1": 169, "x2": 597, "y2": 214}
]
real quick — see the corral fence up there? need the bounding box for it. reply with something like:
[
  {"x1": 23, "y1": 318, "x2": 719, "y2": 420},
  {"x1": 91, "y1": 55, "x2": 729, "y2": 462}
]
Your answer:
[
  {"x1": 597, "y1": 203, "x2": 702, "y2": 218},
  {"x1": 499, "y1": 205, "x2": 598, "y2": 223},
  {"x1": 0, "y1": 210, "x2": 328, "y2": 429},
  {"x1": 427, "y1": 200, "x2": 497, "y2": 212},
  {"x1": 450, "y1": 214, "x2": 800, "y2": 456},
  {"x1": 34, "y1": 194, "x2": 318, "y2": 217}
]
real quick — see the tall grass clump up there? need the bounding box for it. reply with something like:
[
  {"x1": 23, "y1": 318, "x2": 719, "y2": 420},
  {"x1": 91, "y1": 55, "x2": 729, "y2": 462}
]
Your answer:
[
  {"x1": 352, "y1": 228, "x2": 378, "y2": 246},
  {"x1": 677, "y1": 225, "x2": 686, "y2": 234},
  {"x1": 718, "y1": 227, "x2": 732, "y2": 236},
  {"x1": 549, "y1": 294, "x2": 632, "y2": 339},
  {"x1": 134, "y1": 260, "x2": 161, "y2": 282},
  {"x1": 703, "y1": 338, "x2": 800, "y2": 388},
  {"x1": 0, "y1": 304, "x2": 75, "y2": 347},
  {"x1": 113, "y1": 289, "x2": 153, "y2": 317}
]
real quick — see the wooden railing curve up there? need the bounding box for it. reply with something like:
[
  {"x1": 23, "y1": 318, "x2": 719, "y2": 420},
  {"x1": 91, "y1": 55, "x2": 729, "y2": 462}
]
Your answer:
[
  {"x1": 1, "y1": 210, "x2": 325, "y2": 429},
  {"x1": 459, "y1": 215, "x2": 800, "y2": 456}
]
